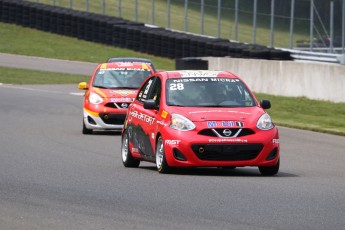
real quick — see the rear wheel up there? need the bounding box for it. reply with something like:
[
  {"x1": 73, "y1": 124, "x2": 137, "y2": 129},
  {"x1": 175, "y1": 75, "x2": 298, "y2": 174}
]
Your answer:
[
  {"x1": 82, "y1": 120, "x2": 92, "y2": 134},
  {"x1": 156, "y1": 136, "x2": 172, "y2": 174},
  {"x1": 121, "y1": 131, "x2": 140, "y2": 167},
  {"x1": 258, "y1": 159, "x2": 280, "y2": 176}
]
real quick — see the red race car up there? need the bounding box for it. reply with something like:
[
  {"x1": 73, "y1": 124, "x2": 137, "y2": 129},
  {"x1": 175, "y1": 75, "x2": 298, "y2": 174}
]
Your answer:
[
  {"x1": 121, "y1": 70, "x2": 280, "y2": 175},
  {"x1": 78, "y1": 61, "x2": 155, "y2": 134}
]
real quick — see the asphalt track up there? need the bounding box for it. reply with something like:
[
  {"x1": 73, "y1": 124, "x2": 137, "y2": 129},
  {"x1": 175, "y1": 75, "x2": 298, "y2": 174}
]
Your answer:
[{"x1": 1, "y1": 54, "x2": 345, "y2": 229}]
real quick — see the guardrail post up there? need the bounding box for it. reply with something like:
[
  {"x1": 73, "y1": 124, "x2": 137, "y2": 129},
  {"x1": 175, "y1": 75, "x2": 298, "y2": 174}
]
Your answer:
[
  {"x1": 289, "y1": 0, "x2": 295, "y2": 49},
  {"x1": 310, "y1": 0, "x2": 314, "y2": 51},
  {"x1": 270, "y1": 0, "x2": 275, "y2": 48},
  {"x1": 200, "y1": 0, "x2": 204, "y2": 35},
  {"x1": 152, "y1": 0, "x2": 155, "y2": 24},
  {"x1": 338, "y1": 54, "x2": 345, "y2": 64},
  {"x1": 330, "y1": 1, "x2": 334, "y2": 53},
  {"x1": 118, "y1": 0, "x2": 122, "y2": 17},
  {"x1": 234, "y1": 0, "x2": 238, "y2": 41},
  {"x1": 217, "y1": 0, "x2": 221, "y2": 38},
  {"x1": 253, "y1": 0, "x2": 257, "y2": 44},
  {"x1": 184, "y1": 0, "x2": 188, "y2": 32},
  {"x1": 167, "y1": 0, "x2": 170, "y2": 29},
  {"x1": 343, "y1": 0, "x2": 345, "y2": 53}
]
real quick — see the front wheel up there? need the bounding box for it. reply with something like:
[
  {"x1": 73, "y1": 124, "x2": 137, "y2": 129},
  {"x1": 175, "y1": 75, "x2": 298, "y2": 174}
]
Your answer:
[
  {"x1": 258, "y1": 159, "x2": 280, "y2": 176},
  {"x1": 156, "y1": 136, "x2": 172, "y2": 174},
  {"x1": 82, "y1": 120, "x2": 93, "y2": 134},
  {"x1": 121, "y1": 131, "x2": 140, "y2": 168}
]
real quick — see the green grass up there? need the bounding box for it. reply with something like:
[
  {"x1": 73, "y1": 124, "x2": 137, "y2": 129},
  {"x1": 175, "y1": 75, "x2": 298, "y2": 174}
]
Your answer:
[
  {"x1": 0, "y1": 66, "x2": 89, "y2": 84},
  {"x1": 0, "y1": 22, "x2": 175, "y2": 71},
  {"x1": 256, "y1": 94, "x2": 345, "y2": 136}
]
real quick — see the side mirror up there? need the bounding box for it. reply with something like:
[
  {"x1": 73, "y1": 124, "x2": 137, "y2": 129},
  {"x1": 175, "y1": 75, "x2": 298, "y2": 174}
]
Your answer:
[
  {"x1": 260, "y1": 99, "x2": 271, "y2": 109},
  {"x1": 78, "y1": 82, "x2": 88, "y2": 90},
  {"x1": 144, "y1": 99, "x2": 159, "y2": 110}
]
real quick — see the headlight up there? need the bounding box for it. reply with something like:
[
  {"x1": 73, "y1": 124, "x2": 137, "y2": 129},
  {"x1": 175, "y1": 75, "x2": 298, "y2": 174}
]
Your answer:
[
  {"x1": 256, "y1": 113, "x2": 274, "y2": 130},
  {"x1": 170, "y1": 113, "x2": 195, "y2": 131},
  {"x1": 89, "y1": 92, "x2": 103, "y2": 104}
]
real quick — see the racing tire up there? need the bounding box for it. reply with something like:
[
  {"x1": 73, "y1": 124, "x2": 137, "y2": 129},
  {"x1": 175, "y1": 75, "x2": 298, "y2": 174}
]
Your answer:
[
  {"x1": 121, "y1": 131, "x2": 140, "y2": 168},
  {"x1": 258, "y1": 158, "x2": 280, "y2": 176},
  {"x1": 82, "y1": 120, "x2": 93, "y2": 134},
  {"x1": 156, "y1": 136, "x2": 172, "y2": 174}
]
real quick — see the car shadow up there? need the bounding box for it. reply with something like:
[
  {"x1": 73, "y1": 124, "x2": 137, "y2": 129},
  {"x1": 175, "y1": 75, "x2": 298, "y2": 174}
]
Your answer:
[
  {"x1": 138, "y1": 166, "x2": 297, "y2": 177},
  {"x1": 90, "y1": 130, "x2": 122, "y2": 136}
]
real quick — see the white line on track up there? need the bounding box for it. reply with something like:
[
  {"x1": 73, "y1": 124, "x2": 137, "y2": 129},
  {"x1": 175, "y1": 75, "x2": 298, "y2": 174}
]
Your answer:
[{"x1": 69, "y1": 92, "x2": 85, "y2": 96}]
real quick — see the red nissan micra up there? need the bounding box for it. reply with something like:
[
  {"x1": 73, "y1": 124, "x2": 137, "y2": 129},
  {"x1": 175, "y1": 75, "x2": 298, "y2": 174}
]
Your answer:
[{"x1": 121, "y1": 70, "x2": 280, "y2": 175}]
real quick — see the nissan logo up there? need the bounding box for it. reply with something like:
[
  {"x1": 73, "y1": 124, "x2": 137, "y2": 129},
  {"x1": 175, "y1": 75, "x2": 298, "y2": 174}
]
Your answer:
[
  {"x1": 121, "y1": 103, "x2": 128, "y2": 108},
  {"x1": 223, "y1": 129, "x2": 232, "y2": 137}
]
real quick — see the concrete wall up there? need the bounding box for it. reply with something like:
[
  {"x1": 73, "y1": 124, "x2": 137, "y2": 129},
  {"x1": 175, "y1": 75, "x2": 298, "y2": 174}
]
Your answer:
[{"x1": 204, "y1": 57, "x2": 345, "y2": 103}]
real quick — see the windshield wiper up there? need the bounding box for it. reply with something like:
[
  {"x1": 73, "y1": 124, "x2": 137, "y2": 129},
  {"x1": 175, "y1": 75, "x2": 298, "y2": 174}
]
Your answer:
[
  {"x1": 167, "y1": 104, "x2": 187, "y2": 107},
  {"x1": 93, "y1": 85, "x2": 108, "y2": 89},
  {"x1": 108, "y1": 86, "x2": 138, "y2": 89}
]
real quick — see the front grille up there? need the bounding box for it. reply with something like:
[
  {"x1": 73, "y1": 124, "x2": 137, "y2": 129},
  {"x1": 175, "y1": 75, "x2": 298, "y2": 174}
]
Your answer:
[
  {"x1": 191, "y1": 144, "x2": 263, "y2": 161},
  {"x1": 105, "y1": 102, "x2": 131, "y2": 109},
  {"x1": 99, "y1": 113, "x2": 126, "y2": 125},
  {"x1": 198, "y1": 128, "x2": 255, "y2": 138}
]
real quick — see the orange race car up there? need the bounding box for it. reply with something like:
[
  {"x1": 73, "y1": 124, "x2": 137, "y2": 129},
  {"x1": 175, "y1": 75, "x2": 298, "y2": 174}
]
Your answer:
[{"x1": 78, "y1": 61, "x2": 155, "y2": 134}]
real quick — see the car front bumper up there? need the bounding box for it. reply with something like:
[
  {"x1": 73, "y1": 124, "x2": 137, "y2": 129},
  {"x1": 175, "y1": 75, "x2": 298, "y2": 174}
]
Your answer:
[
  {"x1": 161, "y1": 127, "x2": 280, "y2": 168},
  {"x1": 83, "y1": 108, "x2": 126, "y2": 131}
]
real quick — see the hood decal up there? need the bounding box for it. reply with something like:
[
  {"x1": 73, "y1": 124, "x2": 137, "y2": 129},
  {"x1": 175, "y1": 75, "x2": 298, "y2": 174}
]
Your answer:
[
  {"x1": 110, "y1": 90, "x2": 137, "y2": 96},
  {"x1": 189, "y1": 110, "x2": 251, "y2": 115}
]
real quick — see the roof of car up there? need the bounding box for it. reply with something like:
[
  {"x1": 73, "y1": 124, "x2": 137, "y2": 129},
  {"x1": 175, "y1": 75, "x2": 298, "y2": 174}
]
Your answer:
[
  {"x1": 107, "y1": 57, "x2": 156, "y2": 71},
  {"x1": 107, "y1": 57, "x2": 152, "y2": 62},
  {"x1": 158, "y1": 70, "x2": 239, "y2": 79},
  {"x1": 97, "y1": 62, "x2": 154, "y2": 72}
]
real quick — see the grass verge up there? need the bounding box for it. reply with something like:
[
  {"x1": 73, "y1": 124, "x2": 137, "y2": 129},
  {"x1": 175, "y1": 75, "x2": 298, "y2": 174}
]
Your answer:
[
  {"x1": 0, "y1": 22, "x2": 175, "y2": 71},
  {"x1": 0, "y1": 66, "x2": 89, "y2": 84},
  {"x1": 256, "y1": 93, "x2": 345, "y2": 136}
]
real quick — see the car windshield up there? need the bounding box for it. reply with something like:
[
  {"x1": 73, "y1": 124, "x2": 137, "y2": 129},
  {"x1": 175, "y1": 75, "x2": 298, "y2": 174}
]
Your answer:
[
  {"x1": 166, "y1": 77, "x2": 256, "y2": 107},
  {"x1": 92, "y1": 68, "x2": 152, "y2": 89}
]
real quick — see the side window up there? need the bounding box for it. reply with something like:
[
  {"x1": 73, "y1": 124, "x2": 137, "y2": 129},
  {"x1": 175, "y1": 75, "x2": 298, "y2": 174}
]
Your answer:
[
  {"x1": 150, "y1": 78, "x2": 162, "y2": 105},
  {"x1": 237, "y1": 84, "x2": 256, "y2": 106},
  {"x1": 137, "y1": 77, "x2": 155, "y2": 102}
]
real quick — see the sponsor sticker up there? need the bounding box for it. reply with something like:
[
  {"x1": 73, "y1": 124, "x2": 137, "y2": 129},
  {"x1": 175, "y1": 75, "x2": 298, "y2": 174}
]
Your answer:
[
  {"x1": 100, "y1": 63, "x2": 107, "y2": 69},
  {"x1": 161, "y1": 110, "x2": 168, "y2": 119},
  {"x1": 180, "y1": 71, "x2": 219, "y2": 78},
  {"x1": 207, "y1": 121, "x2": 244, "y2": 128},
  {"x1": 165, "y1": 140, "x2": 181, "y2": 146},
  {"x1": 111, "y1": 98, "x2": 134, "y2": 102},
  {"x1": 157, "y1": 120, "x2": 168, "y2": 126},
  {"x1": 141, "y1": 64, "x2": 149, "y2": 69},
  {"x1": 132, "y1": 148, "x2": 139, "y2": 153},
  {"x1": 208, "y1": 138, "x2": 248, "y2": 143},
  {"x1": 189, "y1": 110, "x2": 251, "y2": 115},
  {"x1": 111, "y1": 90, "x2": 136, "y2": 96},
  {"x1": 129, "y1": 109, "x2": 155, "y2": 125},
  {"x1": 272, "y1": 139, "x2": 279, "y2": 145}
]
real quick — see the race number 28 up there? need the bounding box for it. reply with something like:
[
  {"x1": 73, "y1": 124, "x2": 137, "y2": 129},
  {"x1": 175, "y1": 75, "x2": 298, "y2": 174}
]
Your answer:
[{"x1": 170, "y1": 83, "x2": 184, "y2": 90}]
